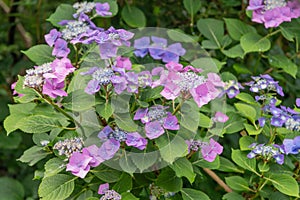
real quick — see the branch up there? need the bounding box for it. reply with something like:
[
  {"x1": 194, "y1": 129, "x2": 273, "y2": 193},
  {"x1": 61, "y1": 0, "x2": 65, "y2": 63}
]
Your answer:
[{"x1": 202, "y1": 168, "x2": 233, "y2": 193}]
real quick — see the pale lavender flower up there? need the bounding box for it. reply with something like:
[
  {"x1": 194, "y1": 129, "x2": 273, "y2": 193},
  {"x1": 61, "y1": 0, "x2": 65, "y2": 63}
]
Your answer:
[
  {"x1": 98, "y1": 183, "x2": 109, "y2": 194},
  {"x1": 223, "y1": 80, "x2": 243, "y2": 98},
  {"x1": 98, "y1": 139, "x2": 120, "y2": 160},
  {"x1": 258, "y1": 117, "x2": 266, "y2": 127},
  {"x1": 213, "y1": 112, "x2": 229, "y2": 123},
  {"x1": 283, "y1": 136, "x2": 300, "y2": 154},
  {"x1": 201, "y1": 138, "x2": 223, "y2": 162},
  {"x1": 42, "y1": 79, "x2": 67, "y2": 98},
  {"x1": 126, "y1": 132, "x2": 148, "y2": 150},
  {"x1": 296, "y1": 98, "x2": 300, "y2": 107},
  {"x1": 44, "y1": 29, "x2": 61, "y2": 47},
  {"x1": 162, "y1": 43, "x2": 186, "y2": 63},
  {"x1": 145, "y1": 121, "x2": 165, "y2": 139},
  {"x1": 134, "y1": 37, "x2": 150, "y2": 57},
  {"x1": 82, "y1": 145, "x2": 104, "y2": 167},
  {"x1": 116, "y1": 56, "x2": 132, "y2": 71},
  {"x1": 43, "y1": 58, "x2": 75, "y2": 82},
  {"x1": 111, "y1": 75, "x2": 127, "y2": 94},
  {"x1": 98, "y1": 183, "x2": 121, "y2": 200},
  {"x1": 95, "y1": 3, "x2": 112, "y2": 17},
  {"x1": 66, "y1": 152, "x2": 92, "y2": 178},
  {"x1": 52, "y1": 38, "x2": 70, "y2": 58}
]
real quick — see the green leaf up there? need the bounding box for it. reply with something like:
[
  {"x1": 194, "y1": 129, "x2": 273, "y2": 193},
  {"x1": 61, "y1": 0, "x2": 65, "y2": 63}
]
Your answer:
[
  {"x1": 140, "y1": 86, "x2": 163, "y2": 102},
  {"x1": 167, "y1": 29, "x2": 197, "y2": 43},
  {"x1": 47, "y1": 4, "x2": 75, "y2": 27},
  {"x1": 131, "y1": 151, "x2": 158, "y2": 172},
  {"x1": 170, "y1": 157, "x2": 196, "y2": 183},
  {"x1": 222, "y1": 44, "x2": 244, "y2": 59},
  {"x1": 62, "y1": 90, "x2": 95, "y2": 112},
  {"x1": 181, "y1": 188, "x2": 210, "y2": 200},
  {"x1": 156, "y1": 168, "x2": 183, "y2": 192},
  {"x1": 114, "y1": 113, "x2": 138, "y2": 132},
  {"x1": 0, "y1": 177, "x2": 25, "y2": 200},
  {"x1": 38, "y1": 174, "x2": 75, "y2": 200},
  {"x1": 193, "y1": 156, "x2": 220, "y2": 169},
  {"x1": 121, "y1": 5, "x2": 146, "y2": 27},
  {"x1": 199, "y1": 113, "x2": 212, "y2": 128},
  {"x1": 234, "y1": 103, "x2": 257, "y2": 123},
  {"x1": 223, "y1": 112, "x2": 245, "y2": 134},
  {"x1": 17, "y1": 115, "x2": 63, "y2": 134},
  {"x1": 222, "y1": 192, "x2": 244, "y2": 200},
  {"x1": 18, "y1": 146, "x2": 49, "y2": 166},
  {"x1": 121, "y1": 192, "x2": 139, "y2": 200},
  {"x1": 13, "y1": 75, "x2": 38, "y2": 103},
  {"x1": 244, "y1": 123, "x2": 262, "y2": 135},
  {"x1": 93, "y1": 165, "x2": 122, "y2": 183},
  {"x1": 112, "y1": 173, "x2": 132, "y2": 193},
  {"x1": 239, "y1": 136, "x2": 256, "y2": 151},
  {"x1": 118, "y1": 152, "x2": 136, "y2": 174},
  {"x1": 224, "y1": 18, "x2": 256, "y2": 40},
  {"x1": 240, "y1": 33, "x2": 271, "y2": 54},
  {"x1": 76, "y1": 190, "x2": 93, "y2": 200},
  {"x1": 179, "y1": 101, "x2": 200, "y2": 137},
  {"x1": 96, "y1": 102, "x2": 114, "y2": 121},
  {"x1": 197, "y1": 18, "x2": 224, "y2": 49},
  {"x1": 258, "y1": 161, "x2": 270, "y2": 173},
  {"x1": 183, "y1": 0, "x2": 201, "y2": 14},
  {"x1": 231, "y1": 149, "x2": 257, "y2": 173},
  {"x1": 44, "y1": 158, "x2": 65, "y2": 178},
  {"x1": 235, "y1": 93, "x2": 256, "y2": 105},
  {"x1": 225, "y1": 176, "x2": 250, "y2": 192},
  {"x1": 156, "y1": 134, "x2": 188, "y2": 164},
  {"x1": 280, "y1": 18, "x2": 300, "y2": 43},
  {"x1": 267, "y1": 173, "x2": 299, "y2": 197},
  {"x1": 21, "y1": 45, "x2": 54, "y2": 65},
  {"x1": 0, "y1": 130, "x2": 22, "y2": 149},
  {"x1": 268, "y1": 55, "x2": 298, "y2": 78},
  {"x1": 217, "y1": 157, "x2": 244, "y2": 173}
]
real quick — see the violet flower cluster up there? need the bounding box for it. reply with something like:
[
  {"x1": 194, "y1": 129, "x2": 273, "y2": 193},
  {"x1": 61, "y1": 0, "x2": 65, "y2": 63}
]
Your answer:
[
  {"x1": 283, "y1": 136, "x2": 300, "y2": 155},
  {"x1": 247, "y1": 0, "x2": 300, "y2": 28},
  {"x1": 222, "y1": 80, "x2": 244, "y2": 99},
  {"x1": 259, "y1": 98, "x2": 300, "y2": 131},
  {"x1": 152, "y1": 62, "x2": 224, "y2": 107},
  {"x1": 23, "y1": 58, "x2": 75, "y2": 98},
  {"x1": 98, "y1": 183, "x2": 121, "y2": 200},
  {"x1": 186, "y1": 138, "x2": 223, "y2": 162},
  {"x1": 247, "y1": 143, "x2": 285, "y2": 165},
  {"x1": 134, "y1": 105, "x2": 179, "y2": 139},
  {"x1": 134, "y1": 36, "x2": 186, "y2": 63}
]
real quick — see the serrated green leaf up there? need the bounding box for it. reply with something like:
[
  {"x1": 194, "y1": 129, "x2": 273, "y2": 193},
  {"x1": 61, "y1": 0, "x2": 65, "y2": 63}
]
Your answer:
[
  {"x1": 197, "y1": 18, "x2": 224, "y2": 49},
  {"x1": 96, "y1": 102, "x2": 114, "y2": 121},
  {"x1": 217, "y1": 157, "x2": 244, "y2": 173},
  {"x1": 0, "y1": 177, "x2": 25, "y2": 200},
  {"x1": 222, "y1": 44, "x2": 244, "y2": 59},
  {"x1": 225, "y1": 176, "x2": 250, "y2": 192},
  {"x1": 244, "y1": 123, "x2": 262, "y2": 135},
  {"x1": 112, "y1": 173, "x2": 132, "y2": 193},
  {"x1": 121, "y1": 192, "x2": 139, "y2": 200},
  {"x1": 92, "y1": 165, "x2": 122, "y2": 183},
  {"x1": 240, "y1": 33, "x2": 271, "y2": 54},
  {"x1": 231, "y1": 149, "x2": 257, "y2": 173},
  {"x1": 170, "y1": 157, "x2": 195, "y2": 183},
  {"x1": 224, "y1": 18, "x2": 256, "y2": 40},
  {"x1": 234, "y1": 103, "x2": 257, "y2": 123},
  {"x1": 47, "y1": 4, "x2": 75, "y2": 27},
  {"x1": 44, "y1": 158, "x2": 65, "y2": 178},
  {"x1": 223, "y1": 112, "x2": 245, "y2": 134},
  {"x1": 121, "y1": 5, "x2": 146, "y2": 27},
  {"x1": 114, "y1": 113, "x2": 138, "y2": 132},
  {"x1": 266, "y1": 173, "x2": 299, "y2": 197},
  {"x1": 18, "y1": 146, "x2": 50, "y2": 166},
  {"x1": 235, "y1": 93, "x2": 256, "y2": 104},
  {"x1": 156, "y1": 168, "x2": 183, "y2": 192},
  {"x1": 62, "y1": 90, "x2": 95, "y2": 112},
  {"x1": 21, "y1": 45, "x2": 54, "y2": 65},
  {"x1": 181, "y1": 188, "x2": 210, "y2": 200},
  {"x1": 38, "y1": 174, "x2": 75, "y2": 200},
  {"x1": 239, "y1": 136, "x2": 256, "y2": 151},
  {"x1": 268, "y1": 55, "x2": 298, "y2": 78},
  {"x1": 183, "y1": 0, "x2": 201, "y2": 15},
  {"x1": 131, "y1": 151, "x2": 158, "y2": 172}
]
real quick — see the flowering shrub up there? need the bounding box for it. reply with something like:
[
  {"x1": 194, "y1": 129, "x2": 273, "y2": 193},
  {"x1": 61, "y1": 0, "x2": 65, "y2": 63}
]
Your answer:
[{"x1": 2, "y1": 0, "x2": 300, "y2": 199}]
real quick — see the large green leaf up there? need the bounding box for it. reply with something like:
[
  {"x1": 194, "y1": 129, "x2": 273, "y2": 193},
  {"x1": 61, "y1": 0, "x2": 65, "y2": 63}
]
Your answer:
[
  {"x1": 222, "y1": 192, "x2": 244, "y2": 200},
  {"x1": 121, "y1": 192, "x2": 139, "y2": 200},
  {"x1": 13, "y1": 75, "x2": 39, "y2": 103},
  {"x1": 38, "y1": 174, "x2": 75, "y2": 200},
  {"x1": 240, "y1": 33, "x2": 271, "y2": 54},
  {"x1": 239, "y1": 136, "x2": 256, "y2": 151},
  {"x1": 62, "y1": 90, "x2": 95, "y2": 112},
  {"x1": 96, "y1": 102, "x2": 114, "y2": 121},
  {"x1": 114, "y1": 113, "x2": 138, "y2": 132},
  {"x1": 121, "y1": 5, "x2": 146, "y2": 27},
  {"x1": 225, "y1": 176, "x2": 251, "y2": 192},
  {"x1": 0, "y1": 130, "x2": 22, "y2": 149},
  {"x1": 268, "y1": 55, "x2": 298, "y2": 78},
  {"x1": 231, "y1": 149, "x2": 257, "y2": 173},
  {"x1": 266, "y1": 173, "x2": 299, "y2": 197},
  {"x1": 197, "y1": 18, "x2": 224, "y2": 49},
  {"x1": 280, "y1": 18, "x2": 300, "y2": 44},
  {"x1": 92, "y1": 165, "x2": 122, "y2": 183},
  {"x1": 47, "y1": 4, "x2": 75, "y2": 27},
  {"x1": 112, "y1": 173, "x2": 132, "y2": 193},
  {"x1": 224, "y1": 18, "x2": 256, "y2": 40},
  {"x1": 44, "y1": 158, "x2": 65, "y2": 178},
  {"x1": 181, "y1": 188, "x2": 210, "y2": 200},
  {"x1": 156, "y1": 168, "x2": 183, "y2": 192},
  {"x1": 131, "y1": 151, "x2": 158, "y2": 172},
  {"x1": 223, "y1": 112, "x2": 245, "y2": 134},
  {"x1": 18, "y1": 146, "x2": 50, "y2": 166},
  {"x1": 21, "y1": 45, "x2": 54, "y2": 65},
  {"x1": 170, "y1": 157, "x2": 196, "y2": 183},
  {"x1": 222, "y1": 44, "x2": 244, "y2": 59},
  {"x1": 234, "y1": 103, "x2": 257, "y2": 123},
  {"x1": 217, "y1": 157, "x2": 244, "y2": 173},
  {"x1": 0, "y1": 177, "x2": 25, "y2": 200},
  {"x1": 183, "y1": 0, "x2": 201, "y2": 15}
]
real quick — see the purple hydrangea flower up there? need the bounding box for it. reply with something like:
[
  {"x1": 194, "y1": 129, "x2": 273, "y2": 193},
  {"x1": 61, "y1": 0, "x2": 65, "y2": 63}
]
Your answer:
[
  {"x1": 134, "y1": 105, "x2": 179, "y2": 139},
  {"x1": 82, "y1": 145, "x2": 104, "y2": 167},
  {"x1": 223, "y1": 80, "x2": 243, "y2": 98},
  {"x1": 134, "y1": 37, "x2": 150, "y2": 57},
  {"x1": 43, "y1": 58, "x2": 75, "y2": 82},
  {"x1": 126, "y1": 132, "x2": 148, "y2": 150},
  {"x1": 296, "y1": 98, "x2": 300, "y2": 107},
  {"x1": 98, "y1": 183, "x2": 121, "y2": 200},
  {"x1": 213, "y1": 112, "x2": 229, "y2": 123},
  {"x1": 44, "y1": 29, "x2": 61, "y2": 47},
  {"x1": 98, "y1": 139, "x2": 120, "y2": 160},
  {"x1": 95, "y1": 3, "x2": 112, "y2": 17},
  {"x1": 42, "y1": 79, "x2": 67, "y2": 98},
  {"x1": 283, "y1": 136, "x2": 300, "y2": 154},
  {"x1": 201, "y1": 138, "x2": 223, "y2": 162},
  {"x1": 66, "y1": 152, "x2": 92, "y2": 178},
  {"x1": 52, "y1": 39, "x2": 70, "y2": 58},
  {"x1": 98, "y1": 183, "x2": 109, "y2": 194}
]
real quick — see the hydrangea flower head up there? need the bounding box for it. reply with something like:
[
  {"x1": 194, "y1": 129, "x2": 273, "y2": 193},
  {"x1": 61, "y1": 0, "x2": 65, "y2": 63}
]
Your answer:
[
  {"x1": 283, "y1": 136, "x2": 300, "y2": 154},
  {"x1": 66, "y1": 152, "x2": 92, "y2": 178},
  {"x1": 98, "y1": 183, "x2": 121, "y2": 200},
  {"x1": 44, "y1": 29, "x2": 61, "y2": 47},
  {"x1": 201, "y1": 138, "x2": 223, "y2": 162}
]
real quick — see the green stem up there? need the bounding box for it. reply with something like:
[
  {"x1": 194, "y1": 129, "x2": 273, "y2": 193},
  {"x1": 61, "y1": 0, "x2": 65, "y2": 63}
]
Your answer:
[{"x1": 172, "y1": 99, "x2": 185, "y2": 115}]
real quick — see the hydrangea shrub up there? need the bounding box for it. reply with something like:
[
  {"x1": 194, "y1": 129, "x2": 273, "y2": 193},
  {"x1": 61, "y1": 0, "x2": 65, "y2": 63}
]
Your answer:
[{"x1": 3, "y1": 0, "x2": 300, "y2": 199}]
